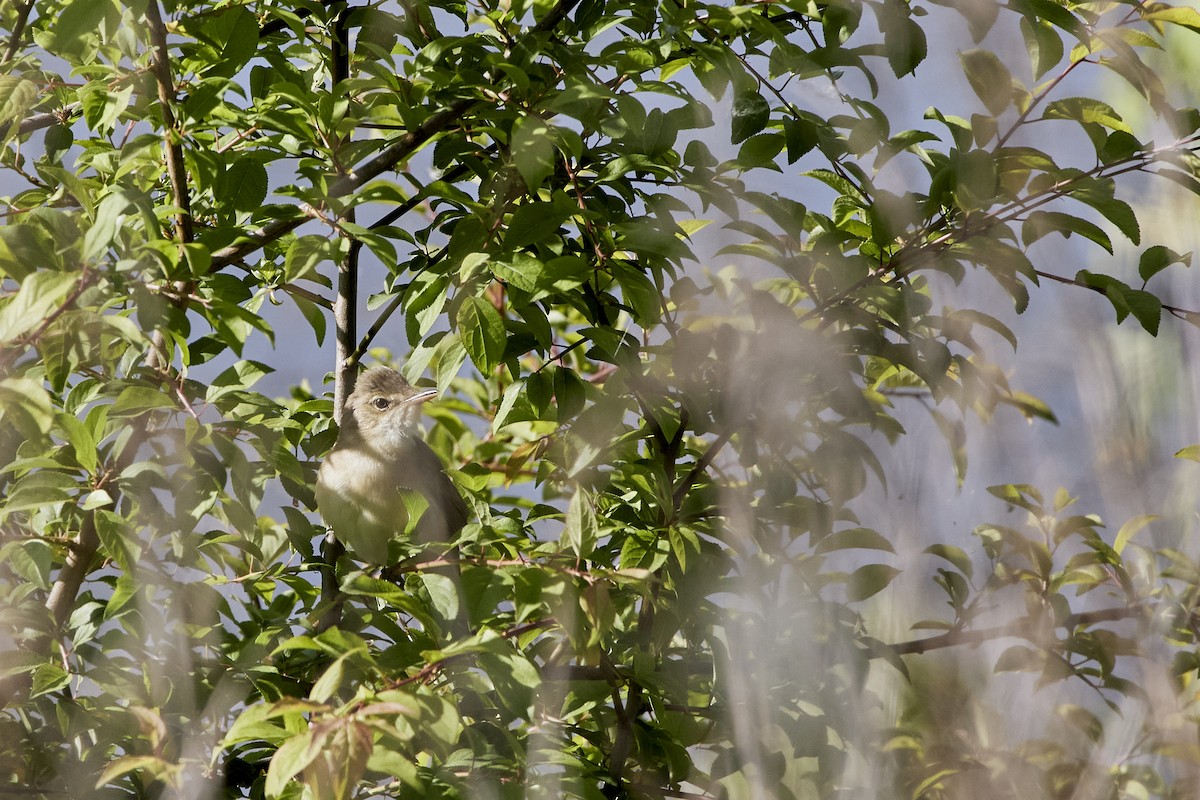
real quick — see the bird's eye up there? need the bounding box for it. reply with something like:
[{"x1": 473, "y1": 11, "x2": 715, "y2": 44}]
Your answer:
[{"x1": 371, "y1": 397, "x2": 391, "y2": 410}]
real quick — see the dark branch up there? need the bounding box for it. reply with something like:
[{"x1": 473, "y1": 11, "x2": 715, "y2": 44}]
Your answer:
[{"x1": 889, "y1": 605, "x2": 1146, "y2": 656}]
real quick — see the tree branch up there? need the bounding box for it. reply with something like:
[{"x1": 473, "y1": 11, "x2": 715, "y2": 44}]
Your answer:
[
  {"x1": 144, "y1": 0, "x2": 193, "y2": 244},
  {"x1": 889, "y1": 605, "x2": 1146, "y2": 656},
  {"x1": 2, "y1": 0, "x2": 35, "y2": 65},
  {"x1": 671, "y1": 427, "x2": 734, "y2": 513},
  {"x1": 318, "y1": 1, "x2": 356, "y2": 635}
]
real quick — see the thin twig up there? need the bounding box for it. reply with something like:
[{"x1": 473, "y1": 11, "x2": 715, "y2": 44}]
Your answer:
[{"x1": 671, "y1": 427, "x2": 735, "y2": 512}]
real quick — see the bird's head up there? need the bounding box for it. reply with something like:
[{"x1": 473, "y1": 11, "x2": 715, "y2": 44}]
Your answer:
[{"x1": 342, "y1": 366, "x2": 437, "y2": 450}]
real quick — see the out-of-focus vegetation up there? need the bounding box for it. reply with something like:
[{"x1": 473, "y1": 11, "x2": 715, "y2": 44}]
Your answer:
[{"x1": 4, "y1": 0, "x2": 1200, "y2": 797}]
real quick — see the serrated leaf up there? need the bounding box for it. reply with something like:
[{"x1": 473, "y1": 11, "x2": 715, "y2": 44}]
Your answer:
[
  {"x1": 1123, "y1": 288, "x2": 1161, "y2": 335},
  {"x1": 1139, "y1": 245, "x2": 1191, "y2": 283},
  {"x1": 222, "y1": 157, "x2": 268, "y2": 212},
  {"x1": 42, "y1": 0, "x2": 118, "y2": 58},
  {"x1": 1023, "y1": 211, "x2": 1113, "y2": 253},
  {"x1": 731, "y1": 90, "x2": 770, "y2": 144},
  {"x1": 0, "y1": 77, "x2": 39, "y2": 142},
  {"x1": 456, "y1": 295, "x2": 506, "y2": 372}
]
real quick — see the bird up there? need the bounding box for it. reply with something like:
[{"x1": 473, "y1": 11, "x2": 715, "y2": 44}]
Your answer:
[{"x1": 315, "y1": 366, "x2": 468, "y2": 565}]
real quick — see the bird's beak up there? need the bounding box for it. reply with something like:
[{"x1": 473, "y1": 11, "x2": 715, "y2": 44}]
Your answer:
[{"x1": 402, "y1": 388, "x2": 438, "y2": 406}]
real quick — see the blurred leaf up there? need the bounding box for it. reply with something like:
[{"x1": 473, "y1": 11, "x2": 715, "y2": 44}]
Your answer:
[
  {"x1": 846, "y1": 563, "x2": 900, "y2": 601},
  {"x1": 960, "y1": 49, "x2": 1014, "y2": 116},
  {"x1": 924, "y1": 543, "x2": 973, "y2": 579},
  {"x1": 815, "y1": 527, "x2": 896, "y2": 554},
  {"x1": 1114, "y1": 514, "x2": 1156, "y2": 554},
  {"x1": 511, "y1": 115, "x2": 555, "y2": 190}
]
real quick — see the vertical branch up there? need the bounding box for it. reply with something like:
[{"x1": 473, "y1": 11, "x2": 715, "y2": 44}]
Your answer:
[
  {"x1": 45, "y1": 512, "x2": 100, "y2": 630},
  {"x1": 2, "y1": 0, "x2": 35, "y2": 65},
  {"x1": 144, "y1": 0, "x2": 193, "y2": 245},
  {"x1": 319, "y1": 1, "x2": 356, "y2": 633}
]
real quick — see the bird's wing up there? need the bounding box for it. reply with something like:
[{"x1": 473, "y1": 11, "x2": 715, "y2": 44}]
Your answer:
[{"x1": 396, "y1": 438, "x2": 469, "y2": 543}]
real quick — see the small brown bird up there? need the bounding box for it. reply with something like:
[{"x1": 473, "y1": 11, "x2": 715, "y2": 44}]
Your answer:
[{"x1": 315, "y1": 367, "x2": 467, "y2": 564}]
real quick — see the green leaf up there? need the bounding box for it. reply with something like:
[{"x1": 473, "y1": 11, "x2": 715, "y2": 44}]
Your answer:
[
  {"x1": 998, "y1": 390, "x2": 1057, "y2": 423},
  {"x1": 994, "y1": 644, "x2": 1042, "y2": 673},
  {"x1": 731, "y1": 90, "x2": 770, "y2": 145},
  {"x1": 3, "y1": 539, "x2": 53, "y2": 590},
  {"x1": 1142, "y1": 5, "x2": 1200, "y2": 33},
  {"x1": 511, "y1": 115, "x2": 555, "y2": 191},
  {"x1": 222, "y1": 157, "x2": 269, "y2": 212},
  {"x1": 456, "y1": 296, "x2": 506, "y2": 373},
  {"x1": 95, "y1": 510, "x2": 138, "y2": 574},
  {"x1": 266, "y1": 730, "x2": 325, "y2": 798},
  {"x1": 563, "y1": 489, "x2": 597, "y2": 558},
  {"x1": 310, "y1": 654, "x2": 349, "y2": 703},
  {"x1": 883, "y1": 12, "x2": 928, "y2": 77},
  {"x1": 1175, "y1": 445, "x2": 1200, "y2": 462},
  {"x1": 111, "y1": 385, "x2": 176, "y2": 416},
  {"x1": 419, "y1": 573, "x2": 460, "y2": 624},
  {"x1": 1139, "y1": 245, "x2": 1191, "y2": 283},
  {"x1": 960, "y1": 49, "x2": 1014, "y2": 116},
  {"x1": 2, "y1": 471, "x2": 76, "y2": 516},
  {"x1": 924, "y1": 543, "x2": 974, "y2": 579},
  {"x1": 1123, "y1": 288, "x2": 1161, "y2": 335},
  {"x1": 0, "y1": 77, "x2": 39, "y2": 143},
  {"x1": 0, "y1": 378, "x2": 55, "y2": 436},
  {"x1": 40, "y1": 0, "x2": 118, "y2": 58},
  {"x1": 815, "y1": 527, "x2": 896, "y2": 554},
  {"x1": 505, "y1": 201, "x2": 572, "y2": 250},
  {"x1": 846, "y1": 563, "x2": 900, "y2": 601},
  {"x1": 553, "y1": 366, "x2": 587, "y2": 422},
  {"x1": 0, "y1": 270, "x2": 76, "y2": 343},
  {"x1": 1020, "y1": 17, "x2": 1064, "y2": 80},
  {"x1": 285, "y1": 235, "x2": 332, "y2": 282},
  {"x1": 737, "y1": 133, "x2": 785, "y2": 170},
  {"x1": 1114, "y1": 514, "x2": 1156, "y2": 555},
  {"x1": 78, "y1": 80, "x2": 132, "y2": 135},
  {"x1": 783, "y1": 118, "x2": 819, "y2": 163},
  {"x1": 1043, "y1": 97, "x2": 1132, "y2": 134},
  {"x1": 191, "y1": 5, "x2": 260, "y2": 76},
  {"x1": 1023, "y1": 211, "x2": 1113, "y2": 253}
]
